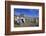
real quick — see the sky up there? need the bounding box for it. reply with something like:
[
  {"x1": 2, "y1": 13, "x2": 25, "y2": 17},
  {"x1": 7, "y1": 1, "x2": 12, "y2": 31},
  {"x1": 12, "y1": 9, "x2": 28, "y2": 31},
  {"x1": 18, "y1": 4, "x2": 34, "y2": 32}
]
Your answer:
[{"x1": 14, "y1": 8, "x2": 39, "y2": 17}]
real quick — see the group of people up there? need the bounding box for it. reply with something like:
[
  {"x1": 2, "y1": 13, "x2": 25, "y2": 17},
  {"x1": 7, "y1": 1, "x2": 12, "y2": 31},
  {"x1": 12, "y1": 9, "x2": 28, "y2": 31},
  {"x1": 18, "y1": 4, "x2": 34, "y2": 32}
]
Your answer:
[{"x1": 14, "y1": 16, "x2": 25, "y2": 26}]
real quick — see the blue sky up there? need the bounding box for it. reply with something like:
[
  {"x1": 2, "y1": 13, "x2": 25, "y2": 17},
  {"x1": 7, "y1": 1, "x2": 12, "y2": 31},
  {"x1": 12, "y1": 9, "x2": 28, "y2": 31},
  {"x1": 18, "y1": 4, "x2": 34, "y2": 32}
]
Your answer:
[{"x1": 14, "y1": 8, "x2": 39, "y2": 17}]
